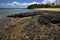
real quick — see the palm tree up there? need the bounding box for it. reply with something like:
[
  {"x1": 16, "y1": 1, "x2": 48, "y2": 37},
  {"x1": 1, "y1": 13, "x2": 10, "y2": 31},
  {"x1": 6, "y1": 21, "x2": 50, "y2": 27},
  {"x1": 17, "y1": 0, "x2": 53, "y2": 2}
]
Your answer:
[{"x1": 52, "y1": 3, "x2": 54, "y2": 5}]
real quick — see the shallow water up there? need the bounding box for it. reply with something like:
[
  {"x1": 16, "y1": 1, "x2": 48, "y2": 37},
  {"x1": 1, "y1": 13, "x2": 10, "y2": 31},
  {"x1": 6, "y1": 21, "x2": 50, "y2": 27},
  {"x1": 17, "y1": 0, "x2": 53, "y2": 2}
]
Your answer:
[{"x1": 0, "y1": 8, "x2": 35, "y2": 18}]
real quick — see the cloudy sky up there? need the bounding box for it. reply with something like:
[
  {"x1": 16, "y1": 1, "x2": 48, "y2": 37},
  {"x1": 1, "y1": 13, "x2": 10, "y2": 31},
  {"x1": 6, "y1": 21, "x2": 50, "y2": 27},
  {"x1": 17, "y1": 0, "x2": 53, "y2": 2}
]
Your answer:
[{"x1": 0, "y1": 0, "x2": 56, "y2": 8}]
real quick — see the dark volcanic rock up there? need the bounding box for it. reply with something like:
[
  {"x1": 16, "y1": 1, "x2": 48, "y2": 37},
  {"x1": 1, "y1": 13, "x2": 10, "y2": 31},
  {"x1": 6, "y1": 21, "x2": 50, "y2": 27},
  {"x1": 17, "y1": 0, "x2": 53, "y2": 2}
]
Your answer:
[
  {"x1": 7, "y1": 12, "x2": 41, "y2": 18},
  {"x1": 38, "y1": 15, "x2": 60, "y2": 25},
  {"x1": 0, "y1": 11, "x2": 60, "y2": 40},
  {"x1": 51, "y1": 19, "x2": 60, "y2": 24}
]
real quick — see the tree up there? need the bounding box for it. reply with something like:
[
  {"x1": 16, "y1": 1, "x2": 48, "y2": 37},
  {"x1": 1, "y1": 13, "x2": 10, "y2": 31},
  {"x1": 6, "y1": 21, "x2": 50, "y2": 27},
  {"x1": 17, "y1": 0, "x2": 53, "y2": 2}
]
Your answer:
[
  {"x1": 52, "y1": 3, "x2": 54, "y2": 5},
  {"x1": 27, "y1": 4, "x2": 60, "y2": 9}
]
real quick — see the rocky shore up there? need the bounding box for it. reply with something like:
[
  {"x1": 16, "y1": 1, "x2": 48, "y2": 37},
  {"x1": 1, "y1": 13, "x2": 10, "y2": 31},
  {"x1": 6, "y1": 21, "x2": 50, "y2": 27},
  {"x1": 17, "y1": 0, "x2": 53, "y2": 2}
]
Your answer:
[{"x1": 0, "y1": 11, "x2": 60, "y2": 40}]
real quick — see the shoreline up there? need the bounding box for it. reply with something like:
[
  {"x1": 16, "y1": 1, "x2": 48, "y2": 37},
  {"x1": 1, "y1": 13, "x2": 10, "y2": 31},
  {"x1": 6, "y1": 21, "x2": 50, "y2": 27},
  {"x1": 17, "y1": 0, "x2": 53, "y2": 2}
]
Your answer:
[
  {"x1": 0, "y1": 10, "x2": 60, "y2": 40},
  {"x1": 34, "y1": 8, "x2": 60, "y2": 12}
]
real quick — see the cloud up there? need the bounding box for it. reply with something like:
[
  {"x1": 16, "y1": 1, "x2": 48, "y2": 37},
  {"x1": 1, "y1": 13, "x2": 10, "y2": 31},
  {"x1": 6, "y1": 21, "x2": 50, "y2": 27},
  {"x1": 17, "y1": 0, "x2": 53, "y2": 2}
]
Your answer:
[
  {"x1": 42, "y1": 0, "x2": 51, "y2": 4},
  {"x1": 0, "y1": 0, "x2": 57, "y2": 8},
  {"x1": 20, "y1": 2, "x2": 40, "y2": 5},
  {"x1": 49, "y1": 0, "x2": 56, "y2": 3},
  {"x1": 7, "y1": 1, "x2": 20, "y2": 6},
  {"x1": 42, "y1": 0, "x2": 56, "y2": 4},
  {"x1": 0, "y1": 1, "x2": 40, "y2": 8},
  {"x1": 1, "y1": 1, "x2": 40, "y2": 6}
]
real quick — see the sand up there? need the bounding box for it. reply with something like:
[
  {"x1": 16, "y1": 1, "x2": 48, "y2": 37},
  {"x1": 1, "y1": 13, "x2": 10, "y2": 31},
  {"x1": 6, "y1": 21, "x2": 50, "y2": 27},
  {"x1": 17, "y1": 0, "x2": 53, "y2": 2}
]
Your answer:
[{"x1": 34, "y1": 8, "x2": 60, "y2": 12}]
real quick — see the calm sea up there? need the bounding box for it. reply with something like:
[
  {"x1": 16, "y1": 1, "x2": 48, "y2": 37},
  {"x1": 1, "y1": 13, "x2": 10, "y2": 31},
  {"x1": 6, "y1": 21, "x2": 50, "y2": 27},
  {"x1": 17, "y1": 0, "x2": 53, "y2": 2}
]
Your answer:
[{"x1": 0, "y1": 8, "x2": 35, "y2": 16}]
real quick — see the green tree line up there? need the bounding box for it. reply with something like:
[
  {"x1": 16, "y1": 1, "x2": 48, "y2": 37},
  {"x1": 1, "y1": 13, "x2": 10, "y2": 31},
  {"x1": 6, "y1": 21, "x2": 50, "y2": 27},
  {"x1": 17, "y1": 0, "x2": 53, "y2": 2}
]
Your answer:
[{"x1": 27, "y1": 4, "x2": 60, "y2": 9}]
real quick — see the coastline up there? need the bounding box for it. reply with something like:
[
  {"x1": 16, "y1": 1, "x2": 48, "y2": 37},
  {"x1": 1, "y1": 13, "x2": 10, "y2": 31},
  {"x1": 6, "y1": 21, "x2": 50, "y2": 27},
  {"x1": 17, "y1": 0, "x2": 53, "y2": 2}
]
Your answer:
[
  {"x1": 0, "y1": 11, "x2": 60, "y2": 40},
  {"x1": 34, "y1": 8, "x2": 60, "y2": 12}
]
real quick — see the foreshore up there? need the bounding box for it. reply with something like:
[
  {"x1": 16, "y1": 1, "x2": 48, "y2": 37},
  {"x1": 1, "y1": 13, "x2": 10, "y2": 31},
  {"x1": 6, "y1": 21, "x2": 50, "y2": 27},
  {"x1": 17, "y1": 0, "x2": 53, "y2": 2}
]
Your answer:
[
  {"x1": 0, "y1": 11, "x2": 60, "y2": 40},
  {"x1": 34, "y1": 8, "x2": 60, "y2": 12}
]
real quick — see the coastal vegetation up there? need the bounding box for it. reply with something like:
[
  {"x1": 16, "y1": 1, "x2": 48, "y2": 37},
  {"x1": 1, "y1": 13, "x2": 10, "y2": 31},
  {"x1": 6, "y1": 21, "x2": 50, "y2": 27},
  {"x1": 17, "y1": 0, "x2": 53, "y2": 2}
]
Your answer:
[{"x1": 27, "y1": 4, "x2": 60, "y2": 9}]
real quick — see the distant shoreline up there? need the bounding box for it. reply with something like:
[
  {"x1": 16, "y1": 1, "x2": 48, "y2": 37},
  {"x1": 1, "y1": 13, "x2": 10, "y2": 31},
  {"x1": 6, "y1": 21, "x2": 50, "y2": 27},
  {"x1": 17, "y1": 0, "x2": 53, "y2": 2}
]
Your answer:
[
  {"x1": 34, "y1": 8, "x2": 60, "y2": 12},
  {"x1": 0, "y1": 8, "x2": 27, "y2": 9}
]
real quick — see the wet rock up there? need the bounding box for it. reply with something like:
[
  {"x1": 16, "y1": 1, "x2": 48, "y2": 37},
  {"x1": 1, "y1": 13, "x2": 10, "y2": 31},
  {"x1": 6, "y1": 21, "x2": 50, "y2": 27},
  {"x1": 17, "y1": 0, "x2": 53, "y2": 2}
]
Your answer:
[
  {"x1": 38, "y1": 15, "x2": 60, "y2": 25},
  {"x1": 7, "y1": 12, "x2": 41, "y2": 18},
  {"x1": 0, "y1": 11, "x2": 60, "y2": 40},
  {"x1": 51, "y1": 20, "x2": 60, "y2": 24}
]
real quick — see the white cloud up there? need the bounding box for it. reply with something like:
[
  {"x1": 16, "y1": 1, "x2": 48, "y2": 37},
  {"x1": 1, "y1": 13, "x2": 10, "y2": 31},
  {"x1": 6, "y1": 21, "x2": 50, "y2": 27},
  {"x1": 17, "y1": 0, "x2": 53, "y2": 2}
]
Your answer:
[
  {"x1": 0, "y1": 0, "x2": 57, "y2": 8},
  {"x1": 8, "y1": 1, "x2": 20, "y2": 6},
  {"x1": 1, "y1": 1, "x2": 40, "y2": 6},
  {"x1": 42, "y1": 0, "x2": 50, "y2": 4},
  {"x1": 21, "y1": 2, "x2": 40, "y2": 5},
  {"x1": 0, "y1": 1, "x2": 40, "y2": 8},
  {"x1": 42, "y1": 0, "x2": 56, "y2": 4},
  {"x1": 49, "y1": 0, "x2": 56, "y2": 3},
  {"x1": 30, "y1": 2, "x2": 40, "y2": 4}
]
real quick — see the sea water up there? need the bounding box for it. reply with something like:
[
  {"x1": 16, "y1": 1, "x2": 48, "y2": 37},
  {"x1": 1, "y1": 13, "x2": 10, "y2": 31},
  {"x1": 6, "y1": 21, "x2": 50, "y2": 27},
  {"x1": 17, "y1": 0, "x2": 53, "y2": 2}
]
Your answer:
[{"x1": 0, "y1": 8, "x2": 35, "y2": 15}]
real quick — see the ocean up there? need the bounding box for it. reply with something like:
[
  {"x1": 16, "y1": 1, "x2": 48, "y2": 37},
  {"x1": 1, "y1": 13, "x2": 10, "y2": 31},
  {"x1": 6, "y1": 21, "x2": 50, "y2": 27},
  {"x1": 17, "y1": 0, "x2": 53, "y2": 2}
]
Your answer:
[{"x1": 0, "y1": 8, "x2": 35, "y2": 16}]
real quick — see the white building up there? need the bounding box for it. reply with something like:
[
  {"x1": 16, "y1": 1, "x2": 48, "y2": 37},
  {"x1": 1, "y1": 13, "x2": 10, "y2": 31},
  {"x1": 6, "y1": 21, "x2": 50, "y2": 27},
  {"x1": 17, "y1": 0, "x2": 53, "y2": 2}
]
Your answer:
[{"x1": 54, "y1": 0, "x2": 60, "y2": 5}]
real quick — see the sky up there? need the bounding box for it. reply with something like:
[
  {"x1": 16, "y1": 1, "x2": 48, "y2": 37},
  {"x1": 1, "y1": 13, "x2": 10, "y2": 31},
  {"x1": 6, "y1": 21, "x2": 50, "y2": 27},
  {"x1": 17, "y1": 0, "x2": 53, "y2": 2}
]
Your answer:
[{"x1": 0, "y1": 0, "x2": 56, "y2": 8}]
